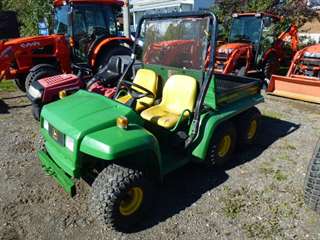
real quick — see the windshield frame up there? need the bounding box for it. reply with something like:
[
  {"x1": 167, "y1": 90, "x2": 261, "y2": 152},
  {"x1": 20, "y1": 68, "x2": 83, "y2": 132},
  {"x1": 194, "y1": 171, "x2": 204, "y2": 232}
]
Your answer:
[{"x1": 140, "y1": 17, "x2": 211, "y2": 70}]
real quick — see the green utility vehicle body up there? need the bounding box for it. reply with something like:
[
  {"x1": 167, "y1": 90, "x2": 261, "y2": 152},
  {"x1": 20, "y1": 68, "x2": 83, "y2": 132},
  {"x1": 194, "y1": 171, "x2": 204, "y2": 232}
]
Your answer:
[{"x1": 38, "y1": 12, "x2": 264, "y2": 196}]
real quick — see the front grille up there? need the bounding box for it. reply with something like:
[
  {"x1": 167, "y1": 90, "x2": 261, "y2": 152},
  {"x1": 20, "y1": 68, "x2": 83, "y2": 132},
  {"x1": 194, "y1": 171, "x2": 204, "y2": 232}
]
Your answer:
[
  {"x1": 48, "y1": 124, "x2": 65, "y2": 146},
  {"x1": 216, "y1": 52, "x2": 228, "y2": 60}
]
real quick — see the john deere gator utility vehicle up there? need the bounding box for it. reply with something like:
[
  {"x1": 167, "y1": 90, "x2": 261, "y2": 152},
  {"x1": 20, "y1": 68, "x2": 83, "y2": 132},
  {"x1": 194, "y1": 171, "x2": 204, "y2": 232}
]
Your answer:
[
  {"x1": 38, "y1": 11, "x2": 264, "y2": 231},
  {"x1": 0, "y1": 0, "x2": 131, "y2": 92},
  {"x1": 215, "y1": 13, "x2": 298, "y2": 83}
]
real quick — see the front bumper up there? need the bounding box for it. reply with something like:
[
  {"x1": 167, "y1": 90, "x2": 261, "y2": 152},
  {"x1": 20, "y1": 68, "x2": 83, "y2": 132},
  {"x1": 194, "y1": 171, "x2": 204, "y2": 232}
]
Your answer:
[{"x1": 38, "y1": 150, "x2": 75, "y2": 196}]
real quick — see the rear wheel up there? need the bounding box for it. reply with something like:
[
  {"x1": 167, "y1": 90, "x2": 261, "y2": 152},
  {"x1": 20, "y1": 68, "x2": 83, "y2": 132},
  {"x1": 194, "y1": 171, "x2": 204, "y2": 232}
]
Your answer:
[
  {"x1": 205, "y1": 121, "x2": 237, "y2": 167},
  {"x1": 25, "y1": 65, "x2": 59, "y2": 92},
  {"x1": 96, "y1": 46, "x2": 131, "y2": 71},
  {"x1": 304, "y1": 139, "x2": 320, "y2": 213},
  {"x1": 90, "y1": 164, "x2": 152, "y2": 232},
  {"x1": 236, "y1": 107, "x2": 261, "y2": 146}
]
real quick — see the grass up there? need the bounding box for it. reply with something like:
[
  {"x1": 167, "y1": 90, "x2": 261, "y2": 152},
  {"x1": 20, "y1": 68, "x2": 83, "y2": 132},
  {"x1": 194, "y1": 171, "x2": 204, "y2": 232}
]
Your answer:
[
  {"x1": 259, "y1": 163, "x2": 288, "y2": 181},
  {"x1": 0, "y1": 80, "x2": 16, "y2": 92}
]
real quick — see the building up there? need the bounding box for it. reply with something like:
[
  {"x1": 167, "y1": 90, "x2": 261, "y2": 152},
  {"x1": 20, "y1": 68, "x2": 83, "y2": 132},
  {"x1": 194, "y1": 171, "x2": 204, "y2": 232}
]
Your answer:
[
  {"x1": 131, "y1": 0, "x2": 215, "y2": 29},
  {"x1": 308, "y1": 0, "x2": 320, "y2": 9}
]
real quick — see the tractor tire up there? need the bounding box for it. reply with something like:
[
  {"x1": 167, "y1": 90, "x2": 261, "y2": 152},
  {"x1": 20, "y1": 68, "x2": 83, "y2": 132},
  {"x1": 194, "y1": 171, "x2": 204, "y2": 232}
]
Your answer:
[
  {"x1": 25, "y1": 65, "x2": 59, "y2": 92},
  {"x1": 263, "y1": 55, "x2": 279, "y2": 86},
  {"x1": 14, "y1": 75, "x2": 27, "y2": 92},
  {"x1": 32, "y1": 102, "x2": 42, "y2": 121},
  {"x1": 96, "y1": 46, "x2": 131, "y2": 71},
  {"x1": 236, "y1": 107, "x2": 261, "y2": 146},
  {"x1": 90, "y1": 164, "x2": 152, "y2": 232},
  {"x1": 304, "y1": 139, "x2": 320, "y2": 213},
  {"x1": 205, "y1": 121, "x2": 237, "y2": 168}
]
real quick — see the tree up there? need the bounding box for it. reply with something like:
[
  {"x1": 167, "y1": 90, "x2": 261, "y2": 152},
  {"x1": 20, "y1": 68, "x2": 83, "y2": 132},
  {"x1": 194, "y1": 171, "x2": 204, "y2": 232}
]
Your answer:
[
  {"x1": 212, "y1": 0, "x2": 319, "y2": 38},
  {"x1": 1, "y1": 0, "x2": 52, "y2": 36}
]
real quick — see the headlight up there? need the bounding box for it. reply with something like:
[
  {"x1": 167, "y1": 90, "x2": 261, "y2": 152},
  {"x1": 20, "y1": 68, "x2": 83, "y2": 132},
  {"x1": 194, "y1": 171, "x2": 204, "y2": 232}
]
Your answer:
[
  {"x1": 227, "y1": 48, "x2": 234, "y2": 55},
  {"x1": 65, "y1": 135, "x2": 74, "y2": 152},
  {"x1": 43, "y1": 119, "x2": 49, "y2": 131},
  {"x1": 28, "y1": 85, "x2": 42, "y2": 99}
]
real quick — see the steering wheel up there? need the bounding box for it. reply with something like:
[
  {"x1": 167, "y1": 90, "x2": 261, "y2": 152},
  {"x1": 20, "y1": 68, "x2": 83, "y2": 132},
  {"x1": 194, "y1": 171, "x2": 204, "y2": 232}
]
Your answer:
[
  {"x1": 90, "y1": 27, "x2": 109, "y2": 40},
  {"x1": 122, "y1": 80, "x2": 155, "y2": 100}
]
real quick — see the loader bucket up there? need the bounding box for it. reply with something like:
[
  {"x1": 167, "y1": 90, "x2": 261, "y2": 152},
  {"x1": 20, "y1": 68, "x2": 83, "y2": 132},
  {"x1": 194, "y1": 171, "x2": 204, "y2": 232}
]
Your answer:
[{"x1": 267, "y1": 75, "x2": 320, "y2": 104}]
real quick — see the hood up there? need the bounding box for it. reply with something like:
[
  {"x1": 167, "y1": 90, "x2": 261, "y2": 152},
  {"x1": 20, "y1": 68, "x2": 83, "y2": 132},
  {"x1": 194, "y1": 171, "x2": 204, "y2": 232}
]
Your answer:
[
  {"x1": 217, "y1": 43, "x2": 252, "y2": 54},
  {"x1": 302, "y1": 44, "x2": 320, "y2": 59},
  {"x1": 4, "y1": 34, "x2": 64, "y2": 46},
  {"x1": 41, "y1": 90, "x2": 142, "y2": 139}
]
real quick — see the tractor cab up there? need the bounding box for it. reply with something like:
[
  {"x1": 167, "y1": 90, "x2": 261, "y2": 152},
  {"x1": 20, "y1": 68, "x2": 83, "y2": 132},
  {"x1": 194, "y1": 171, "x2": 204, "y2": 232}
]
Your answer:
[
  {"x1": 53, "y1": 0, "x2": 123, "y2": 63},
  {"x1": 228, "y1": 13, "x2": 280, "y2": 56}
]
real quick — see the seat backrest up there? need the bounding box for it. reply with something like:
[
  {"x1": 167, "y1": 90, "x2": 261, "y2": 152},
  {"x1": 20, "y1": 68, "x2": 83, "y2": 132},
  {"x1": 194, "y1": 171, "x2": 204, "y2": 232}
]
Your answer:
[
  {"x1": 161, "y1": 75, "x2": 197, "y2": 115},
  {"x1": 133, "y1": 69, "x2": 158, "y2": 94}
]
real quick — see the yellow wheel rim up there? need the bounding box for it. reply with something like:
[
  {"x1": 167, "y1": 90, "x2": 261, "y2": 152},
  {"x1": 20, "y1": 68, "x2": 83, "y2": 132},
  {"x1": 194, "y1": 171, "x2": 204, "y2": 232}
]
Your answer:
[
  {"x1": 247, "y1": 120, "x2": 257, "y2": 140},
  {"x1": 218, "y1": 135, "x2": 232, "y2": 158},
  {"x1": 119, "y1": 187, "x2": 143, "y2": 216}
]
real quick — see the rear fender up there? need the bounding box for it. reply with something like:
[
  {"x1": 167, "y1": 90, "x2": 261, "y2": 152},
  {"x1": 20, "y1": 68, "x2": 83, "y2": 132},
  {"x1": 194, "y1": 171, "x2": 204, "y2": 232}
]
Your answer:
[
  {"x1": 80, "y1": 124, "x2": 163, "y2": 178},
  {"x1": 89, "y1": 37, "x2": 133, "y2": 67},
  {"x1": 192, "y1": 95, "x2": 264, "y2": 161}
]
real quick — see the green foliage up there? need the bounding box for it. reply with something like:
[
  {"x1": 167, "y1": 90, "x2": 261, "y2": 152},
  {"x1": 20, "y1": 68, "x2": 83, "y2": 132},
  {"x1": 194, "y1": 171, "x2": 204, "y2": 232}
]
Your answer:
[{"x1": 0, "y1": 0, "x2": 53, "y2": 36}]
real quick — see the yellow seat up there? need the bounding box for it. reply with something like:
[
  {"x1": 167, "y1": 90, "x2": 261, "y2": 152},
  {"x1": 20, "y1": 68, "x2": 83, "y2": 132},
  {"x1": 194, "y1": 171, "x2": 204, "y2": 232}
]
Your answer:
[
  {"x1": 141, "y1": 75, "x2": 197, "y2": 129},
  {"x1": 117, "y1": 69, "x2": 158, "y2": 112}
]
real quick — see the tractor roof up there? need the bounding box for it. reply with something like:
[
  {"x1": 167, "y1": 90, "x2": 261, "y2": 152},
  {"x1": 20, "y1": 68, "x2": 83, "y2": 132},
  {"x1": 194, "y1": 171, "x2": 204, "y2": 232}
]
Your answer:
[
  {"x1": 234, "y1": 12, "x2": 280, "y2": 20},
  {"x1": 54, "y1": 0, "x2": 123, "y2": 7}
]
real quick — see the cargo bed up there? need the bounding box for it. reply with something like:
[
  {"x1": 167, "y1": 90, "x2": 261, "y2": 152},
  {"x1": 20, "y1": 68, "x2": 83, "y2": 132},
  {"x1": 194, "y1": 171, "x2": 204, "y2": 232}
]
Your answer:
[{"x1": 215, "y1": 73, "x2": 262, "y2": 106}]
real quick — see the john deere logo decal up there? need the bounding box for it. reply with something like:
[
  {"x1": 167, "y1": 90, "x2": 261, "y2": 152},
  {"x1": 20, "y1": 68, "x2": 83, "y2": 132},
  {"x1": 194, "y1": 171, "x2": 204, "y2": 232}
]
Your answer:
[{"x1": 52, "y1": 129, "x2": 58, "y2": 140}]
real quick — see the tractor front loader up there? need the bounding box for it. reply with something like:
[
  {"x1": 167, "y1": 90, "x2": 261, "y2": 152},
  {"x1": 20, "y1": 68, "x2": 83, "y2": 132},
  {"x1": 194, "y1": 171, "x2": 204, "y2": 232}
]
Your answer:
[{"x1": 267, "y1": 44, "x2": 320, "y2": 104}]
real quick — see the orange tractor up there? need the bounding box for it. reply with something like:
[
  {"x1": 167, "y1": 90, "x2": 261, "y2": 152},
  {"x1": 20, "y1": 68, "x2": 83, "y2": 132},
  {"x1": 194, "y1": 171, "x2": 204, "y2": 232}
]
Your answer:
[
  {"x1": 267, "y1": 44, "x2": 320, "y2": 104},
  {"x1": 215, "y1": 13, "x2": 298, "y2": 83},
  {"x1": 0, "y1": 0, "x2": 132, "y2": 92}
]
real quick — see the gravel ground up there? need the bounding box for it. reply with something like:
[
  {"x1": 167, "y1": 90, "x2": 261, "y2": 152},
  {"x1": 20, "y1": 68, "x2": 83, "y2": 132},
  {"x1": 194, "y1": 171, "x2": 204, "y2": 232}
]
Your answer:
[{"x1": 0, "y1": 83, "x2": 320, "y2": 240}]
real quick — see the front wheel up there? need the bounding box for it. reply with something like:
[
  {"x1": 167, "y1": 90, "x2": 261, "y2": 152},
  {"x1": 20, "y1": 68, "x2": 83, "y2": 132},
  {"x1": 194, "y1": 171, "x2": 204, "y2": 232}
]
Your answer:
[
  {"x1": 25, "y1": 65, "x2": 60, "y2": 92},
  {"x1": 90, "y1": 164, "x2": 152, "y2": 232},
  {"x1": 263, "y1": 55, "x2": 279, "y2": 87}
]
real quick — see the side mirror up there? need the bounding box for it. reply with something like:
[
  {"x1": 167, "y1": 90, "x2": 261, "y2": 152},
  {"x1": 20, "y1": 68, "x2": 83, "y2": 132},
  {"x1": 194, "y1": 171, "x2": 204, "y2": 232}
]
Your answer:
[{"x1": 38, "y1": 18, "x2": 49, "y2": 35}]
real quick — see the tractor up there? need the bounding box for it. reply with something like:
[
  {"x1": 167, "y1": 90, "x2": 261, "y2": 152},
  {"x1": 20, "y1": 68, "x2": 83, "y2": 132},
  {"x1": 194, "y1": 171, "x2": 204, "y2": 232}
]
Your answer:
[
  {"x1": 267, "y1": 44, "x2": 320, "y2": 104},
  {"x1": 215, "y1": 13, "x2": 298, "y2": 84},
  {"x1": 37, "y1": 11, "x2": 264, "y2": 231},
  {"x1": 0, "y1": 0, "x2": 132, "y2": 92}
]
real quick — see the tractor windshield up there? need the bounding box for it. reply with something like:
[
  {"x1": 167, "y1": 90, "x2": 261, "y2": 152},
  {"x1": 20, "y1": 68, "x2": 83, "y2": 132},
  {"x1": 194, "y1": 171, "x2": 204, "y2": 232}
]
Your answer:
[
  {"x1": 229, "y1": 16, "x2": 262, "y2": 45},
  {"x1": 54, "y1": 5, "x2": 71, "y2": 35},
  {"x1": 142, "y1": 17, "x2": 210, "y2": 70}
]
